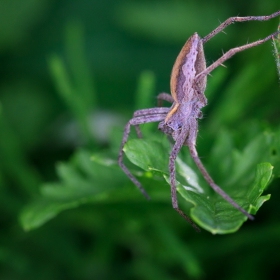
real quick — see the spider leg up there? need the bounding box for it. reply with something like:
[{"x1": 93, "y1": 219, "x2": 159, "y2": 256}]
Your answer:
[
  {"x1": 134, "y1": 125, "x2": 143, "y2": 138},
  {"x1": 157, "y1": 93, "x2": 174, "y2": 106},
  {"x1": 119, "y1": 108, "x2": 168, "y2": 199},
  {"x1": 169, "y1": 123, "x2": 201, "y2": 232},
  {"x1": 186, "y1": 117, "x2": 254, "y2": 220},
  {"x1": 196, "y1": 30, "x2": 280, "y2": 83},
  {"x1": 133, "y1": 107, "x2": 170, "y2": 117},
  {"x1": 202, "y1": 10, "x2": 280, "y2": 44},
  {"x1": 133, "y1": 107, "x2": 170, "y2": 138}
]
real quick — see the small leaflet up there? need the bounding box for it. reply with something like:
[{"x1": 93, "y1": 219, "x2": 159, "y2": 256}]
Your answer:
[{"x1": 272, "y1": 22, "x2": 280, "y2": 82}]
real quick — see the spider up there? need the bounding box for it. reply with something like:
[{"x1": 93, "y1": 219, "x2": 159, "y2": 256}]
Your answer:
[{"x1": 118, "y1": 10, "x2": 280, "y2": 231}]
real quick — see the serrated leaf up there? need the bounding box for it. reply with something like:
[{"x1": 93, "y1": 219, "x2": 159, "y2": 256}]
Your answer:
[
  {"x1": 20, "y1": 150, "x2": 126, "y2": 231},
  {"x1": 123, "y1": 130, "x2": 279, "y2": 234}
]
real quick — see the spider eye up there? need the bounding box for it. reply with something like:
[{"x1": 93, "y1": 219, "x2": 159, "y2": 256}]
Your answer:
[
  {"x1": 167, "y1": 120, "x2": 182, "y2": 130},
  {"x1": 174, "y1": 123, "x2": 182, "y2": 130}
]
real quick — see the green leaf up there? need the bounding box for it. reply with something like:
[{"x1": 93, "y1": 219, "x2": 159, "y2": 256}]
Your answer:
[
  {"x1": 48, "y1": 21, "x2": 97, "y2": 145},
  {"x1": 177, "y1": 162, "x2": 272, "y2": 234},
  {"x1": 20, "y1": 150, "x2": 126, "y2": 231},
  {"x1": 123, "y1": 130, "x2": 279, "y2": 234},
  {"x1": 272, "y1": 21, "x2": 280, "y2": 81},
  {"x1": 124, "y1": 138, "x2": 169, "y2": 173}
]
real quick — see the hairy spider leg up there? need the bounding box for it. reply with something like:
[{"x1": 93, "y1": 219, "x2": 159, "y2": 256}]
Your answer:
[
  {"x1": 118, "y1": 107, "x2": 169, "y2": 199},
  {"x1": 157, "y1": 92, "x2": 174, "y2": 106},
  {"x1": 186, "y1": 117, "x2": 254, "y2": 220},
  {"x1": 202, "y1": 10, "x2": 280, "y2": 44},
  {"x1": 196, "y1": 30, "x2": 280, "y2": 84}
]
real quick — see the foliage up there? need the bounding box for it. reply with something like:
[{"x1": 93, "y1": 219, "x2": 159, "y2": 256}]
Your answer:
[
  {"x1": 124, "y1": 136, "x2": 274, "y2": 234},
  {"x1": 0, "y1": 1, "x2": 280, "y2": 279},
  {"x1": 272, "y1": 21, "x2": 280, "y2": 81}
]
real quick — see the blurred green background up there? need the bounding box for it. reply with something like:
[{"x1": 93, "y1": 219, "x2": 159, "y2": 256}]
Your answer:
[{"x1": 0, "y1": 0, "x2": 280, "y2": 279}]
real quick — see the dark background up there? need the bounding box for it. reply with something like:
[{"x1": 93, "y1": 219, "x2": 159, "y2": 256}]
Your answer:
[{"x1": 0, "y1": 0, "x2": 280, "y2": 279}]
